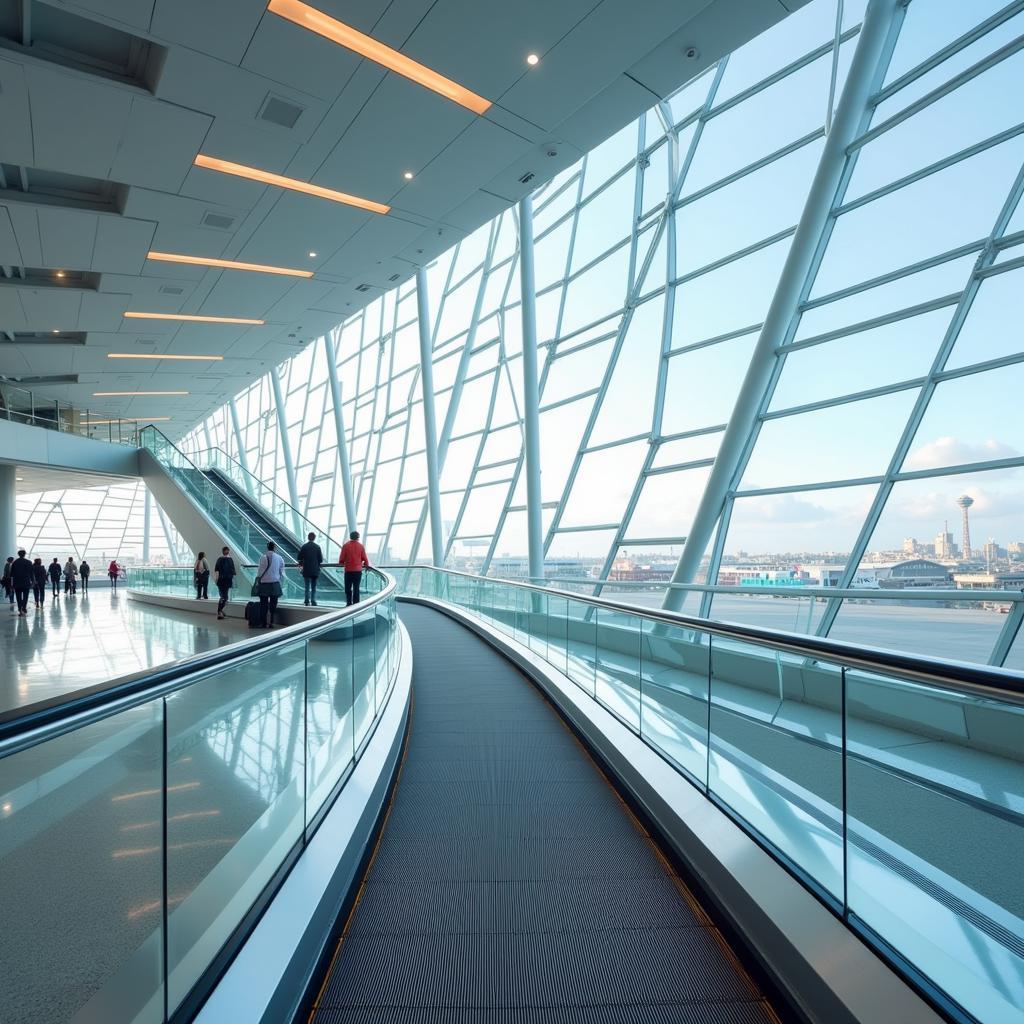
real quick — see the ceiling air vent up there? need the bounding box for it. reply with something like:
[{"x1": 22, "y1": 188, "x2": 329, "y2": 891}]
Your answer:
[
  {"x1": 159, "y1": 285, "x2": 185, "y2": 295},
  {"x1": 355, "y1": 283, "x2": 372, "y2": 292},
  {"x1": 202, "y1": 211, "x2": 236, "y2": 230},
  {"x1": 518, "y1": 171, "x2": 535, "y2": 184},
  {"x1": 388, "y1": 273, "x2": 401, "y2": 282},
  {"x1": 258, "y1": 94, "x2": 305, "y2": 130}
]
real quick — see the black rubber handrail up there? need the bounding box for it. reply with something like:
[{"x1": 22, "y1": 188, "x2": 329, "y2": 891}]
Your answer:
[
  {"x1": 382, "y1": 564, "x2": 1024, "y2": 702},
  {"x1": 0, "y1": 568, "x2": 395, "y2": 752}
]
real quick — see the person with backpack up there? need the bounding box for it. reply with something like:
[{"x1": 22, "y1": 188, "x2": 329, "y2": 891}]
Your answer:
[
  {"x1": 31, "y1": 558, "x2": 47, "y2": 608},
  {"x1": 338, "y1": 531, "x2": 371, "y2": 606},
  {"x1": 48, "y1": 557, "x2": 62, "y2": 598},
  {"x1": 255, "y1": 541, "x2": 284, "y2": 628},
  {"x1": 193, "y1": 552, "x2": 210, "y2": 600},
  {"x1": 213, "y1": 546, "x2": 236, "y2": 620},
  {"x1": 297, "y1": 532, "x2": 324, "y2": 606},
  {"x1": 63, "y1": 557, "x2": 78, "y2": 595},
  {"x1": 10, "y1": 549, "x2": 33, "y2": 616},
  {"x1": 80, "y1": 559, "x2": 91, "y2": 592}
]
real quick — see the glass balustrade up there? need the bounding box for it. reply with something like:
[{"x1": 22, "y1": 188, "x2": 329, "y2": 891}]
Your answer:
[
  {"x1": 394, "y1": 564, "x2": 1024, "y2": 1024},
  {"x1": 0, "y1": 580, "x2": 400, "y2": 1024},
  {"x1": 0, "y1": 380, "x2": 143, "y2": 442}
]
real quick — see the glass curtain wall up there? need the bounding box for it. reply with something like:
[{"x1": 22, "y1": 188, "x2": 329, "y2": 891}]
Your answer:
[{"x1": 176, "y1": 0, "x2": 1024, "y2": 666}]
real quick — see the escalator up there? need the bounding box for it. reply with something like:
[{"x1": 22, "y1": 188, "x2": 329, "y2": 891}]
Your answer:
[
  {"x1": 201, "y1": 467, "x2": 350, "y2": 603},
  {"x1": 302, "y1": 604, "x2": 783, "y2": 1022}
]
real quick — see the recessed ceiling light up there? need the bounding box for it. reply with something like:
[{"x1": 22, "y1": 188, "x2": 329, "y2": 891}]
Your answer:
[
  {"x1": 107, "y1": 353, "x2": 224, "y2": 361},
  {"x1": 403, "y1": 171, "x2": 414, "y2": 180},
  {"x1": 193, "y1": 154, "x2": 390, "y2": 214},
  {"x1": 267, "y1": 0, "x2": 491, "y2": 115},
  {"x1": 93, "y1": 391, "x2": 189, "y2": 397},
  {"x1": 308, "y1": 251, "x2": 318, "y2": 258},
  {"x1": 15, "y1": 477, "x2": 23, "y2": 481},
  {"x1": 52, "y1": 330, "x2": 59, "y2": 335},
  {"x1": 123, "y1": 312, "x2": 265, "y2": 325},
  {"x1": 147, "y1": 251, "x2": 314, "y2": 279},
  {"x1": 56, "y1": 271, "x2": 66, "y2": 278},
  {"x1": 526, "y1": 53, "x2": 540, "y2": 66}
]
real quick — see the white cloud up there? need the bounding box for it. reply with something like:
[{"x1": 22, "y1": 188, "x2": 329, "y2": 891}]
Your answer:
[{"x1": 903, "y1": 435, "x2": 1020, "y2": 471}]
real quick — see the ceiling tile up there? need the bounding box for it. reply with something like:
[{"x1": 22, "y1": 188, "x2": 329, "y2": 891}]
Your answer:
[
  {"x1": 151, "y1": 0, "x2": 267, "y2": 64},
  {"x1": 0, "y1": 57, "x2": 33, "y2": 166}
]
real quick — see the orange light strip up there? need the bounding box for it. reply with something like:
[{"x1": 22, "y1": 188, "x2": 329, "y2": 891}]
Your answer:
[
  {"x1": 193, "y1": 154, "x2": 390, "y2": 214},
  {"x1": 93, "y1": 391, "x2": 188, "y2": 397},
  {"x1": 147, "y1": 251, "x2": 314, "y2": 278},
  {"x1": 124, "y1": 311, "x2": 265, "y2": 325},
  {"x1": 107, "y1": 354, "x2": 224, "y2": 361},
  {"x1": 87, "y1": 417, "x2": 172, "y2": 424},
  {"x1": 267, "y1": 0, "x2": 491, "y2": 115}
]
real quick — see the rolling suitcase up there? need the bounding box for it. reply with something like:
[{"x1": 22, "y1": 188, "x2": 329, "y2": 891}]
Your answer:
[{"x1": 246, "y1": 600, "x2": 264, "y2": 629}]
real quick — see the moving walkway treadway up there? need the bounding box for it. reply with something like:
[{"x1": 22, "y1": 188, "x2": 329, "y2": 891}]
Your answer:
[{"x1": 303, "y1": 603, "x2": 782, "y2": 1023}]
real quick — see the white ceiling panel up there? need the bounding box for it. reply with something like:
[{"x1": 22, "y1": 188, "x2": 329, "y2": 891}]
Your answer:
[
  {"x1": 27, "y1": 65, "x2": 132, "y2": 180},
  {"x1": 17, "y1": 288, "x2": 84, "y2": 330},
  {"x1": 79, "y1": 292, "x2": 131, "y2": 331},
  {"x1": 0, "y1": 289, "x2": 29, "y2": 331},
  {"x1": 110, "y1": 97, "x2": 213, "y2": 193},
  {"x1": 0, "y1": 58, "x2": 34, "y2": 167},
  {"x1": 199, "y1": 273, "x2": 298, "y2": 318},
  {"x1": 0, "y1": 207, "x2": 23, "y2": 265},
  {"x1": 92, "y1": 217, "x2": 157, "y2": 275},
  {"x1": 61, "y1": 0, "x2": 157, "y2": 32},
  {"x1": 7, "y1": 206, "x2": 43, "y2": 267},
  {"x1": 320, "y1": 216, "x2": 426, "y2": 279},
  {"x1": 37, "y1": 208, "x2": 99, "y2": 270},
  {"x1": 151, "y1": 0, "x2": 267, "y2": 64}
]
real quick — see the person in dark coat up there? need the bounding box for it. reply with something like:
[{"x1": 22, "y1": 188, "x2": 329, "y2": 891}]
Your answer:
[
  {"x1": 297, "y1": 532, "x2": 324, "y2": 606},
  {"x1": 48, "y1": 557, "x2": 62, "y2": 598},
  {"x1": 31, "y1": 558, "x2": 47, "y2": 608},
  {"x1": 80, "y1": 560, "x2": 91, "y2": 592},
  {"x1": 2, "y1": 556, "x2": 13, "y2": 608},
  {"x1": 213, "y1": 546, "x2": 236, "y2": 620},
  {"x1": 10, "y1": 549, "x2": 33, "y2": 616}
]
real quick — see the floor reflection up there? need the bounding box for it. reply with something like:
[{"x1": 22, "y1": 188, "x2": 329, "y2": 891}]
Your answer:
[{"x1": 1, "y1": 592, "x2": 249, "y2": 714}]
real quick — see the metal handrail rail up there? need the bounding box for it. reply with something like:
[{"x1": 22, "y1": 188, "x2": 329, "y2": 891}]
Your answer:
[
  {"x1": 384, "y1": 564, "x2": 1024, "y2": 701},
  {"x1": 0, "y1": 568, "x2": 396, "y2": 752}
]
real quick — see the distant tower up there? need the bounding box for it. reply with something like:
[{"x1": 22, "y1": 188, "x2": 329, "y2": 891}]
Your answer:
[{"x1": 957, "y1": 494, "x2": 974, "y2": 560}]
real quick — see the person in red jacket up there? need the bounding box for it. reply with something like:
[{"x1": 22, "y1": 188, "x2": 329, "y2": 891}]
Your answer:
[{"x1": 338, "y1": 531, "x2": 370, "y2": 606}]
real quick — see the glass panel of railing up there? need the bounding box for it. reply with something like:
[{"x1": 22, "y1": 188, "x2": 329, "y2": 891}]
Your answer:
[
  {"x1": 546, "y1": 593, "x2": 570, "y2": 677},
  {"x1": 352, "y1": 611, "x2": 376, "y2": 749},
  {"x1": 0, "y1": 699, "x2": 165, "y2": 1024},
  {"x1": 305, "y1": 617, "x2": 355, "y2": 828},
  {"x1": 844, "y1": 669, "x2": 1024, "y2": 1024},
  {"x1": 594, "y1": 607, "x2": 643, "y2": 732},
  {"x1": 165, "y1": 641, "x2": 306, "y2": 1015},
  {"x1": 709, "y1": 638, "x2": 844, "y2": 903},
  {"x1": 831, "y1": 595, "x2": 1014, "y2": 665},
  {"x1": 640, "y1": 619, "x2": 711, "y2": 787},
  {"x1": 565, "y1": 599, "x2": 598, "y2": 698},
  {"x1": 707, "y1": 589, "x2": 829, "y2": 634}
]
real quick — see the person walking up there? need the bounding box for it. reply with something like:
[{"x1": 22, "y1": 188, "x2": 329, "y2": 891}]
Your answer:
[
  {"x1": 10, "y1": 549, "x2": 33, "y2": 616},
  {"x1": 63, "y1": 557, "x2": 78, "y2": 595},
  {"x1": 297, "y1": 532, "x2": 324, "y2": 606},
  {"x1": 193, "y1": 552, "x2": 210, "y2": 600},
  {"x1": 31, "y1": 558, "x2": 47, "y2": 608},
  {"x1": 48, "y1": 557, "x2": 62, "y2": 598},
  {"x1": 80, "y1": 559, "x2": 91, "y2": 593},
  {"x1": 213, "y1": 546, "x2": 236, "y2": 620},
  {"x1": 255, "y1": 541, "x2": 284, "y2": 628},
  {"x1": 339, "y1": 531, "x2": 371, "y2": 606},
  {"x1": 2, "y1": 556, "x2": 14, "y2": 610},
  {"x1": 108, "y1": 559, "x2": 120, "y2": 590}
]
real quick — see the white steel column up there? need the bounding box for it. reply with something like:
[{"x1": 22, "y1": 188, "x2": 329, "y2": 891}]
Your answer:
[
  {"x1": 270, "y1": 366, "x2": 300, "y2": 511},
  {"x1": 228, "y1": 399, "x2": 251, "y2": 475},
  {"x1": 0, "y1": 464, "x2": 17, "y2": 556},
  {"x1": 415, "y1": 267, "x2": 445, "y2": 566},
  {"x1": 143, "y1": 487, "x2": 151, "y2": 562},
  {"x1": 323, "y1": 332, "x2": 358, "y2": 534},
  {"x1": 517, "y1": 195, "x2": 544, "y2": 583},
  {"x1": 662, "y1": 0, "x2": 902, "y2": 611}
]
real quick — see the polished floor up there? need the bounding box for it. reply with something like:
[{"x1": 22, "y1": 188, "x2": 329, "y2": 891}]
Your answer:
[{"x1": 1, "y1": 586, "x2": 249, "y2": 715}]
